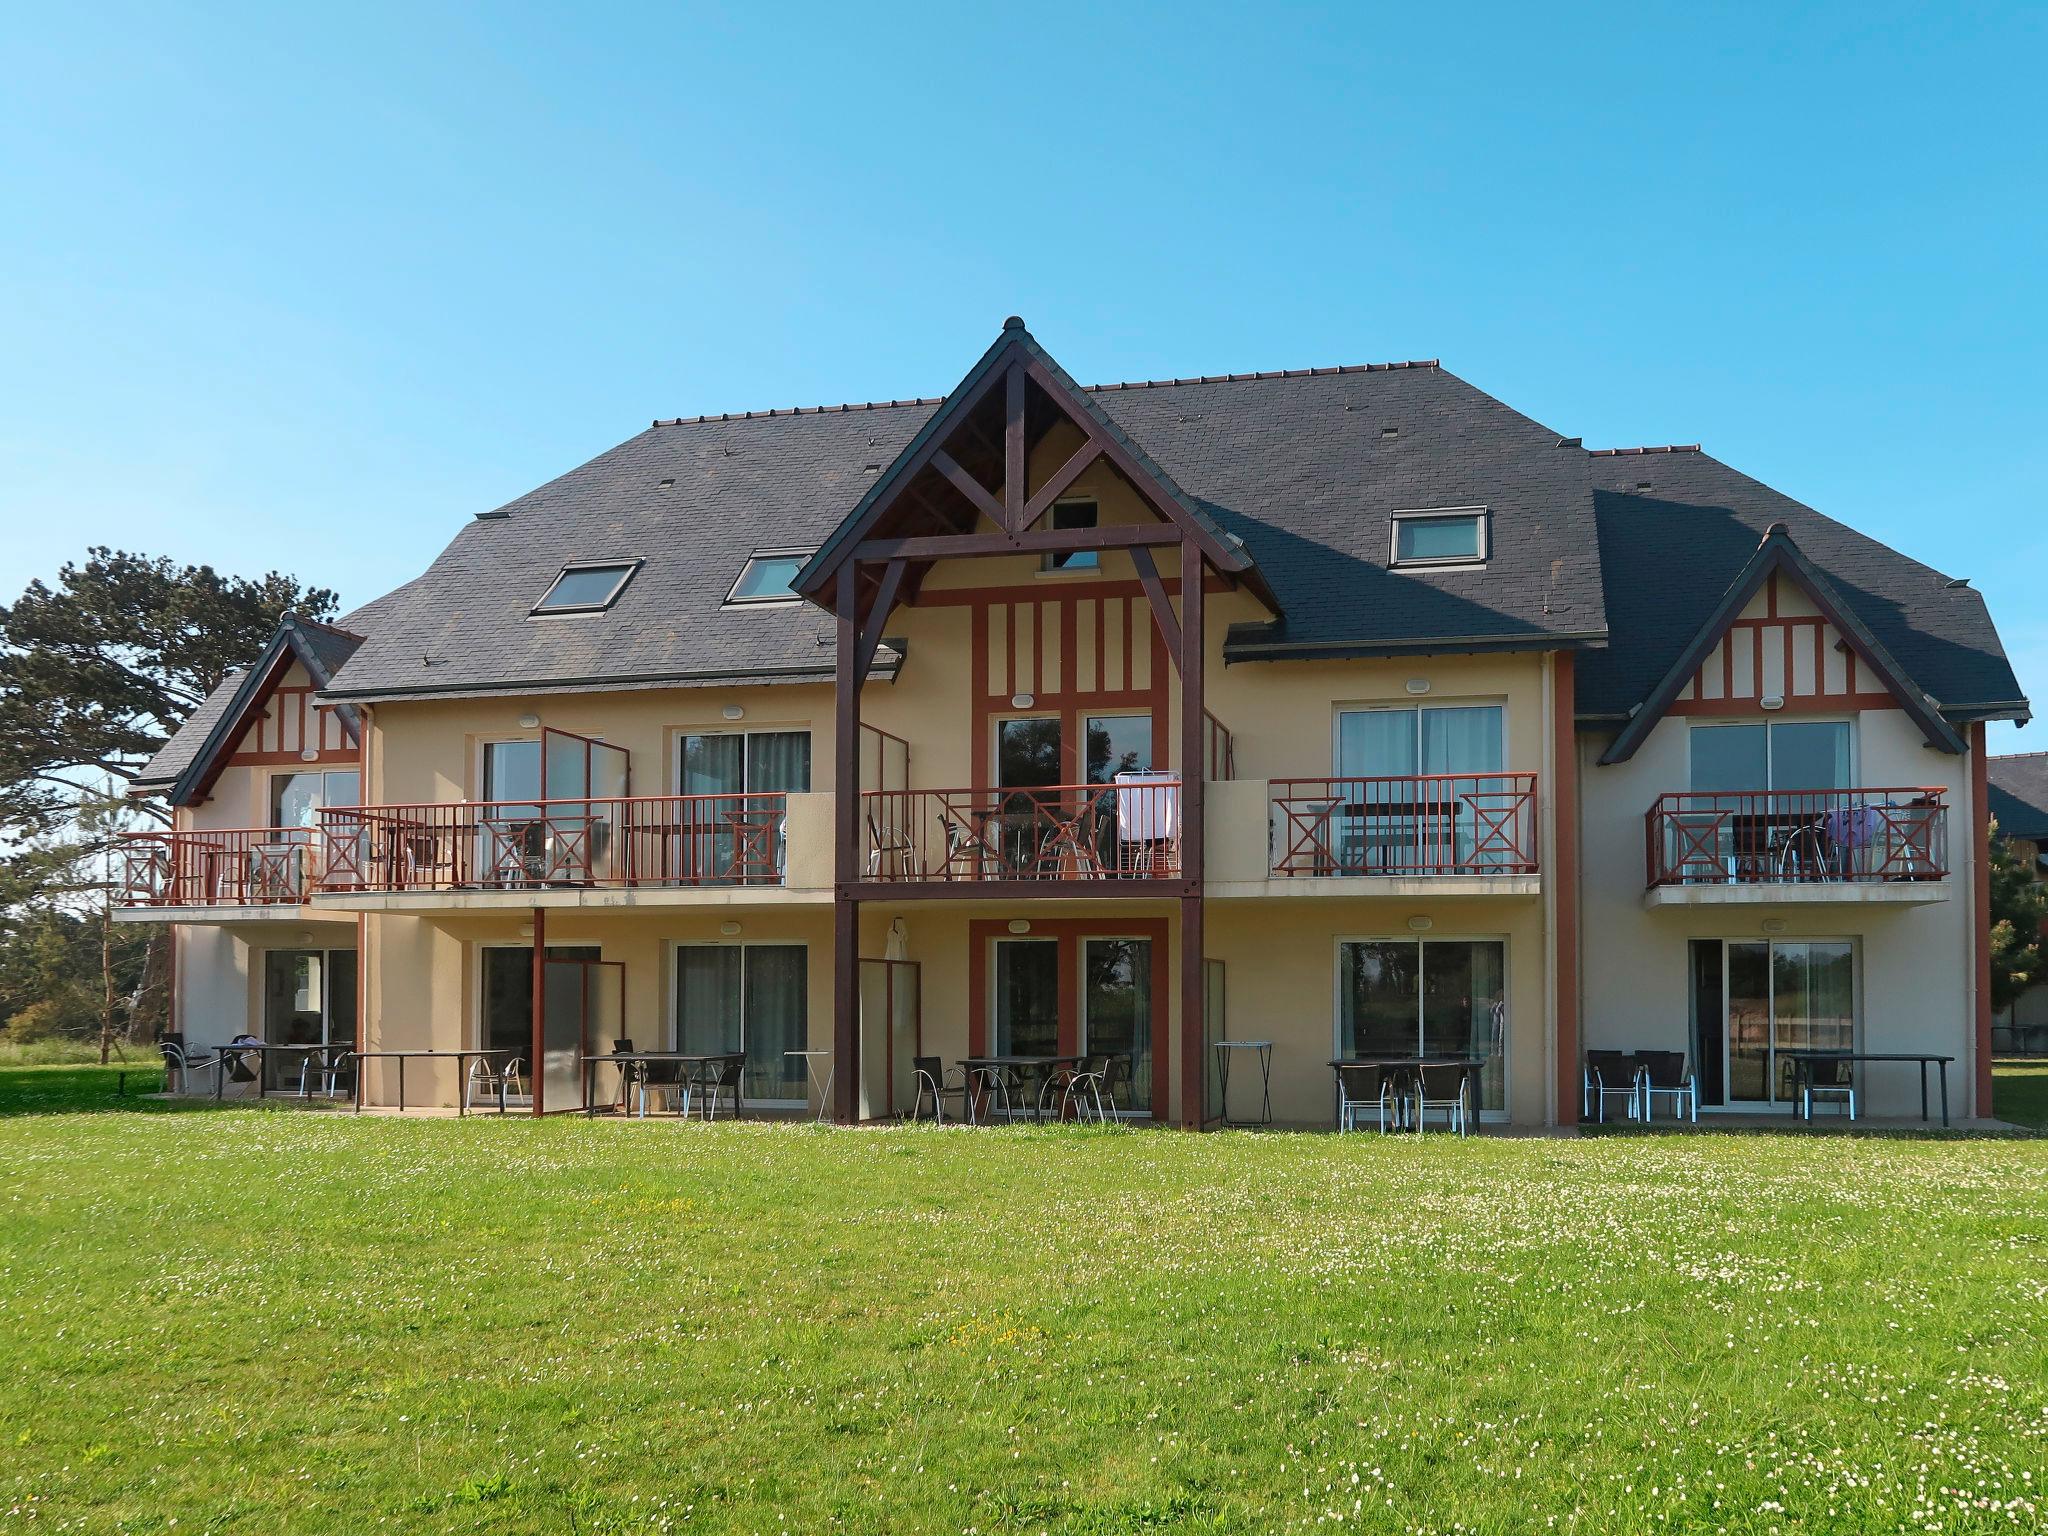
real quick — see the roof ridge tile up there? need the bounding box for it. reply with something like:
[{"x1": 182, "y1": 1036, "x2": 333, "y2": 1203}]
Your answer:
[{"x1": 1587, "y1": 443, "x2": 1703, "y2": 457}]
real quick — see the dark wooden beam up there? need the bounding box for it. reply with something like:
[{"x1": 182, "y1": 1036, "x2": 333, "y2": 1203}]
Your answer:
[
  {"x1": 1003, "y1": 362, "x2": 1026, "y2": 532},
  {"x1": 853, "y1": 524, "x2": 1177, "y2": 563},
  {"x1": 1022, "y1": 441, "x2": 1104, "y2": 527},
  {"x1": 832, "y1": 563, "x2": 861, "y2": 1124},
  {"x1": 1177, "y1": 538, "x2": 1206, "y2": 1130},
  {"x1": 930, "y1": 450, "x2": 1006, "y2": 530},
  {"x1": 529, "y1": 905, "x2": 546, "y2": 1117},
  {"x1": 1129, "y1": 545, "x2": 1181, "y2": 657},
  {"x1": 854, "y1": 559, "x2": 906, "y2": 679}
]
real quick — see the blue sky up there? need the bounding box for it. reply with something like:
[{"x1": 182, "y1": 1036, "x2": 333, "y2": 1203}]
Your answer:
[{"x1": 2, "y1": 2, "x2": 2041, "y2": 747}]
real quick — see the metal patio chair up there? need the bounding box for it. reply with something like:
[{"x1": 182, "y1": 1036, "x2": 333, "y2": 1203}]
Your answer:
[
  {"x1": 156, "y1": 1032, "x2": 220, "y2": 1095},
  {"x1": 296, "y1": 1044, "x2": 355, "y2": 1100},
  {"x1": 1583, "y1": 1050, "x2": 1640, "y2": 1122},
  {"x1": 1635, "y1": 1050, "x2": 1698, "y2": 1123},
  {"x1": 910, "y1": 1055, "x2": 969, "y2": 1124},
  {"x1": 694, "y1": 1054, "x2": 746, "y2": 1121},
  {"x1": 1412, "y1": 1063, "x2": 1472, "y2": 1136},
  {"x1": 1798, "y1": 1055, "x2": 1857, "y2": 1121},
  {"x1": 465, "y1": 1051, "x2": 526, "y2": 1113},
  {"x1": 1336, "y1": 1063, "x2": 1407, "y2": 1132}
]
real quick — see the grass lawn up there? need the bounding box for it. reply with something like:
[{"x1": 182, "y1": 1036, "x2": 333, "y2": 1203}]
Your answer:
[
  {"x1": 3, "y1": 1063, "x2": 2044, "y2": 1534},
  {"x1": 1994, "y1": 1057, "x2": 2048, "y2": 1130}
]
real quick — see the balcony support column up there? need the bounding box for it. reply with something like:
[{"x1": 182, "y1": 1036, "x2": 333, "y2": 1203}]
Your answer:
[
  {"x1": 1549, "y1": 652, "x2": 1580, "y2": 1129},
  {"x1": 530, "y1": 905, "x2": 546, "y2": 1117},
  {"x1": 832, "y1": 563, "x2": 862, "y2": 1125},
  {"x1": 1177, "y1": 538, "x2": 1207, "y2": 1130}
]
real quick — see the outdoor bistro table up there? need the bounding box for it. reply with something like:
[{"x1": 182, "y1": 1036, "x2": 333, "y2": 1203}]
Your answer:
[
  {"x1": 1211, "y1": 1039, "x2": 1274, "y2": 1127},
  {"x1": 582, "y1": 1050, "x2": 733, "y2": 1118},
  {"x1": 957, "y1": 1054, "x2": 1084, "y2": 1123},
  {"x1": 210, "y1": 1041, "x2": 333, "y2": 1102},
  {"x1": 786, "y1": 1049, "x2": 834, "y2": 1122},
  {"x1": 347, "y1": 1048, "x2": 521, "y2": 1115},
  {"x1": 1328, "y1": 1055, "x2": 1485, "y2": 1130},
  {"x1": 1780, "y1": 1050, "x2": 1954, "y2": 1127}
]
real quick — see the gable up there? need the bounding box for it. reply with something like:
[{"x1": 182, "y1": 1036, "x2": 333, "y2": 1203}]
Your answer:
[
  {"x1": 222, "y1": 661, "x2": 361, "y2": 768},
  {"x1": 1663, "y1": 573, "x2": 1900, "y2": 718}
]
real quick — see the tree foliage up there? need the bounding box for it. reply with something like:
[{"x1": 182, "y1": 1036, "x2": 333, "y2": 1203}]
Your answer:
[
  {"x1": 0, "y1": 547, "x2": 336, "y2": 836},
  {"x1": 1988, "y1": 819, "x2": 2048, "y2": 1014}
]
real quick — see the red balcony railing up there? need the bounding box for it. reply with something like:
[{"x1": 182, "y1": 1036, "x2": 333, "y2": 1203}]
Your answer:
[
  {"x1": 1270, "y1": 773, "x2": 1540, "y2": 876},
  {"x1": 314, "y1": 794, "x2": 789, "y2": 893},
  {"x1": 861, "y1": 779, "x2": 1181, "y2": 882},
  {"x1": 1646, "y1": 787, "x2": 1948, "y2": 888},
  {"x1": 117, "y1": 828, "x2": 323, "y2": 907}
]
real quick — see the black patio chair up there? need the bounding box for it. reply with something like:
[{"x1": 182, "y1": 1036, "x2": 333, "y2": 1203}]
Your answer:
[
  {"x1": 156, "y1": 1032, "x2": 220, "y2": 1095},
  {"x1": 1583, "y1": 1050, "x2": 1640, "y2": 1122},
  {"x1": 694, "y1": 1053, "x2": 746, "y2": 1121},
  {"x1": 1413, "y1": 1063, "x2": 1472, "y2": 1136},
  {"x1": 910, "y1": 1055, "x2": 969, "y2": 1124},
  {"x1": 1335, "y1": 1063, "x2": 1408, "y2": 1132},
  {"x1": 297, "y1": 1045, "x2": 355, "y2": 1100},
  {"x1": 1636, "y1": 1050, "x2": 1697, "y2": 1123},
  {"x1": 1798, "y1": 1055, "x2": 1856, "y2": 1121}
]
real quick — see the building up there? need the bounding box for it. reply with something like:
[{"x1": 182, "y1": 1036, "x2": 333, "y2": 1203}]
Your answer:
[
  {"x1": 1988, "y1": 752, "x2": 2048, "y2": 1051},
  {"x1": 120, "y1": 320, "x2": 2030, "y2": 1125}
]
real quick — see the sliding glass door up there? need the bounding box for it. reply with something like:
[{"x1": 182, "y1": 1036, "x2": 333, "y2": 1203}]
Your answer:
[
  {"x1": 1334, "y1": 705, "x2": 1503, "y2": 869},
  {"x1": 676, "y1": 731, "x2": 810, "y2": 881},
  {"x1": 673, "y1": 942, "x2": 808, "y2": 1104},
  {"x1": 992, "y1": 939, "x2": 1059, "y2": 1057},
  {"x1": 1337, "y1": 938, "x2": 1507, "y2": 1112},
  {"x1": 260, "y1": 948, "x2": 357, "y2": 1089},
  {"x1": 1082, "y1": 937, "x2": 1153, "y2": 1113},
  {"x1": 1689, "y1": 939, "x2": 1856, "y2": 1106}
]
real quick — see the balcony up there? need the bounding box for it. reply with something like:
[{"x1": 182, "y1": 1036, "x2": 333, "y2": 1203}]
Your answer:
[
  {"x1": 1644, "y1": 787, "x2": 1949, "y2": 907},
  {"x1": 311, "y1": 794, "x2": 824, "y2": 907},
  {"x1": 1268, "y1": 773, "x2": 1541, "y2": 885},
  {"x1": 114, "y1": 827, "x2": 355, "y2": 921},
  {"x1": 860, "y1": 779, "x2": 1182, "y2": 891}
]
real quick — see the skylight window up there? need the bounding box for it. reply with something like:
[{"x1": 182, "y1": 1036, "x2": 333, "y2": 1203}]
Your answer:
[
  {"x1": 1391, "y1": 509, "x2": 1488, "y2": 567},
  {"x1": 725, "y1": 551, "x2": 812, "y2": 605},
  {"x1": 532, "y1": 561, "x2": 639, "y2": 615}
]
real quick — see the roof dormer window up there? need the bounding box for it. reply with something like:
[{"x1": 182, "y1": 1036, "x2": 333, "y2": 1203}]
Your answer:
[
  {"x1": 1391, "y1": 508, "x2": 1488, "y2": 568},
  {"x1": 725, "y1": 550, "x2": 813, "y2": 605},
  {"x1": 532, "y1": 560, "x2": 640, "y2": 615}
]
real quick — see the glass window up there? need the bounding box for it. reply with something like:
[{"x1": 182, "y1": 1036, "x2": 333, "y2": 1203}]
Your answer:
[
  {"x1": 994, "y1": 939, "x2": 1060, "y2": 1057},
  {"x1": 1085, "y1": 715, "x2": 1150, "y2": 783},
  {"x1": 271, "y1": 769, "x2": 359, "y2": 829},
  {"x1": 726, "y1": 553, "x2": 810, "y2": 603},
  {"x1": 674, "y1": 943, "x2": 808, "y2": 1102},
  {"x1": 484, "y1": 740, "x2": 542, "y2": 804},
  {"x1": 1393, "y1": 512, "x2": 1485, "y2": 565},
  {"x1": 1339, "y1": 938, "x2": 1507, "y2": 1111},
  {"x1": 1083, "y1": 938, "x2": 1152, "y2": 1110},
  {"x1": 1337, "y1": 706, "x2": 1501, "y2": 777},
  {"x1": 997, "y1": 717, "x2": 1063, "y2": 788},
  {"x1": 1044, "y1": 499, "x2": 1099, "y2": 571},
  {"x1": 534, "y1": 562, "x2": 637, "y2": 614},
  {"x1": 1696, "y1": 938, "x2": 1855, "y2": 1105},
  {"x1": 1689, "y1": 721, "x2": 1850, "y2": 792}
]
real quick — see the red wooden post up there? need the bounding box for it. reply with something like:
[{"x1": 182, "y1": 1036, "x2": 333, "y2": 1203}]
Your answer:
[
  {"x1": 1971, "y1": 722, "x2": 1992, "y2": 1119},
  {"x1": 1178, "y1": 538, "x2": 1206, "y2": 1129},
  {"x1": 1551, "y1": 654, "x2": 1580, "y2": 1128}
]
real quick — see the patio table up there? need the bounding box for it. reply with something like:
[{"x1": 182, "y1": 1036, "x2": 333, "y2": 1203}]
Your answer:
[
  {"x1": 786, "y1": 1048, "x2": 834, "y2": 1122},
  {"x1": 957, "y1": 1054, "x2": 1084, "y2": 1123},
  {"x1": 209, "y1": 1041, "x2": 335, "y2": 1102},
  {"x1": 1779, "y1": 1050, "x2": 1953, "y2": 1127},
  {"x1": 346, "y1": 1048, "x2": 523, "y2": 1114},
  {"x1": 582, "y1": 1050, "x2": 734, "y2": 1118},
  {"x1": 1211, "y1": 1039, "x2": 1274, "y2": 1126}
]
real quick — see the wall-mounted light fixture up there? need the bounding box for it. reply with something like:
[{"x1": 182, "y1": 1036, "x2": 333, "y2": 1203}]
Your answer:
[
  {"x1": 518, "y1": 712, "x2": 542, "y2": 729},
  {"x1": 720, "y1": 920, "x2": 742, "y2": 936},
  {"x1": 1007, "y1": 919, "x2": 1031, "y2": 934},
  {"x1": 1405, "y1": 678, "x2": 1431, "y2": 696},
  {"x1": 1761, "y1": 918, "x2": 1788, "y2": 934},
  {"x1": 300, "y1": 746, "x2": 321, "y2": 762},
  {"x1": 1407, "y1": 915, "x2": 1433, "y2": 932},
  {"x1": 1010, "y1": 692, "x2": 1035, "y2": 710},
  {"x1": 722, "y1": 704, "x2": 745, "y2": 721},
  {"x1": 518, "y1": 923, "x2": 535, "y2": 939},
  {"x1": 1760, "y1": 695, "x2": 1786, "y2": 711}
]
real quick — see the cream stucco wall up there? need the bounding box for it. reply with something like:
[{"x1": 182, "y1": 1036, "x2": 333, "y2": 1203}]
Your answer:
[{"x1": 1577, "y1": 704, "x2": 1980, "y2": 1117}]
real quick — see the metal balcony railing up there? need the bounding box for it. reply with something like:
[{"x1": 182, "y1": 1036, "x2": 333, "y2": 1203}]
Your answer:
[
  {"x1": 1645, "y1": 787, "x2": 1948, "y2": 887},
  {"x1": 1269, "y1": 773, "x2": 1540, "y2": 876},
  {"x1": 861, "y1": 778, "x2": 1181, "y2": 882},
  {"x1": 117, "y1": 828, "x2": 323, "y2": 907}
]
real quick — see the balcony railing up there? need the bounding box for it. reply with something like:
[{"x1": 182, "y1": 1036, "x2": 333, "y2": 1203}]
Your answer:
[
  {"x1": 861, "y1": 778, "x2": 1181, "y2": 882},
  {"x1": 314, "y1": 794, "x2": 789, "y2": 893},
  {"x1": 1646, "y1": 787, "x2": 1948, "y2": 888},
  {"x1": 118, "y1": 828, "x2": 323, "y2": 907},
  {"x1": 1270, "y1": 773, "x2": 1540, "y2": 877}
]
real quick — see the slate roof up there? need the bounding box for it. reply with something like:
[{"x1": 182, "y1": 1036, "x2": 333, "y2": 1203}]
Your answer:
[
  {"x1": 321, "y1": 360, "x2": 1608, "y2": 701},
  {"x1": 1990, "y1": 754, "x2": 2048, "y2": 842},
  {"x1": 1581, "y1": 449, "x2": 2026, "y2": 725},
  {"x1": 132, "y1": 670, "x2": 246, "y2": 789}
]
